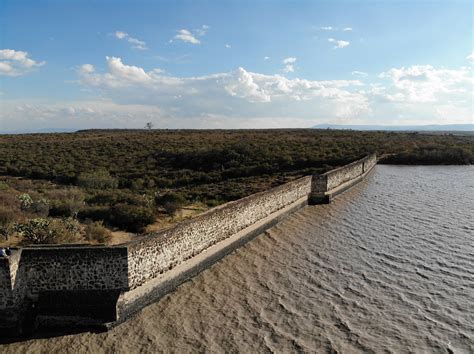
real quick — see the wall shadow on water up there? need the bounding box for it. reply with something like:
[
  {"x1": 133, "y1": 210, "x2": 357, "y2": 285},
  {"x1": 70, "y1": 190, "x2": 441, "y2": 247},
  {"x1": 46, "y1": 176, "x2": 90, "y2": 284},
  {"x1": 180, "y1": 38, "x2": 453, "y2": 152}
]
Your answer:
[{"x1": 0, "y1": 326, "x2": 107, "y2": 345}]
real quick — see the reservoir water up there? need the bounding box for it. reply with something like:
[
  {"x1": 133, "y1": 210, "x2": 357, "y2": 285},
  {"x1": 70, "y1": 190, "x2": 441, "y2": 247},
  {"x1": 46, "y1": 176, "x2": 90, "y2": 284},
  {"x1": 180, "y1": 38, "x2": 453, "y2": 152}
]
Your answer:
[{"x1": 1, "y1": 165, "x2": 473, "y2": 353}]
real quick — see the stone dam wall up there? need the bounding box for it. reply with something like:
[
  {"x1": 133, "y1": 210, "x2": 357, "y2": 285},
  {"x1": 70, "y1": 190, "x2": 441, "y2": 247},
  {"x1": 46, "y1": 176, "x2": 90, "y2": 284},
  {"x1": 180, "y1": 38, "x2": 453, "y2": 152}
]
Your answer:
[
  {"x1": 310, "y1": 154, "x2": 377, "y2": 204},
  {"x1": 0, "y1": 154, "x2": 376, "y2": 334}
]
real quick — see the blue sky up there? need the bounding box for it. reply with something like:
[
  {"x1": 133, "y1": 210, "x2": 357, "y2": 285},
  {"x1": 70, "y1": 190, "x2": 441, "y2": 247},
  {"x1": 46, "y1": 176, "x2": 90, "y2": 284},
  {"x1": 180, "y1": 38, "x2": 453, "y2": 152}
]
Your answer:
[{"x1": 0, "y1": 0, "x2": 472, "y2": 130}]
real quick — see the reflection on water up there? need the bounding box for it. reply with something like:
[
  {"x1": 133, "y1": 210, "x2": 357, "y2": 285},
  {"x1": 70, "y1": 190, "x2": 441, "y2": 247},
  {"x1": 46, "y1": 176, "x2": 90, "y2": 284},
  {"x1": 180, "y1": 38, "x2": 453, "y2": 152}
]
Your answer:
[{"x1": 2, "y1": 165, "x2": 473, "y2": 353}]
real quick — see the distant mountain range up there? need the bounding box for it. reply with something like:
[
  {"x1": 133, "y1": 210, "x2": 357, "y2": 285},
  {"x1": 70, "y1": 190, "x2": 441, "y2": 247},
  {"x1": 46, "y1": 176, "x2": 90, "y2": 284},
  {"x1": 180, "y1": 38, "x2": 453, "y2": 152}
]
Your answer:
[{"x1": 313, "y1": 124, "x2": 474, "y2": 132}]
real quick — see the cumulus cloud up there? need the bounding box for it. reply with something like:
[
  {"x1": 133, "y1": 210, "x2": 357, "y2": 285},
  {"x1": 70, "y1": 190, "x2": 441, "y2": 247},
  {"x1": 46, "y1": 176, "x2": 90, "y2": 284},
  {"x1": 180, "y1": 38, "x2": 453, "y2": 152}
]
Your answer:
[
  {"x1": 114, "y1": 31, "x2": 147, "y2": 50},
  {"x1": 377, "y1": 64, "x2": 472, "y2": 103},
  {"x1": 467, "y1": 52, "x2": 474, "y2": 64},
  {"x1": 264, "y1": 56, "x2": 270, "y2": 61},
  {"x1": 171, "y1": 25, "x2": 209, "y2": 45},
  {"x1": 343, "y1": 27, "x2": 353, "y2": 31},
  {"x1": 320, "y1": 26, "x2": 334, "y2": 30},
  {"x1": 79, "y1": 64, "x2": 95, "y2": 74},
  {"x1": 328, "y1": 38, "x2": 350, "y2": 49},
  {"x1": 9, "y1": 57, "x2": 472, "y2": 129},
  {"x1": 283, "y1": 57, "x2": 297, "y2": 73},
  {"x1": 172, "y1": 29, "x2": 200, "y2": 44},
  {"x1": 77, "y1": 56, "x2": 368, "y2": 122},
  {"x1": 0, "y1": 49, "x2": 45, "y2": 76},
  {"x1": 225, "y1": 44, "x2": 231, "y2": 48}
]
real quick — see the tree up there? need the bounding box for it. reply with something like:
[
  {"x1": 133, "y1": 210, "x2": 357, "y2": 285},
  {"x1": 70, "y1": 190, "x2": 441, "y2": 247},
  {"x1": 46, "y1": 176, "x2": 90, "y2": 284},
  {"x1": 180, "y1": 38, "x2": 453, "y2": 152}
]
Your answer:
[{"x1": 145, "y1": 122, "x2": 154, "y2": 130}]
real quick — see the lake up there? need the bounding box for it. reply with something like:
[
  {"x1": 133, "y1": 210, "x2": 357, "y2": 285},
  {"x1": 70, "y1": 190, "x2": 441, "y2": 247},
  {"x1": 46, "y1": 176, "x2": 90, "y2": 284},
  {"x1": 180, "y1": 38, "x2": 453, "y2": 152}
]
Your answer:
[{"x1": 2, "y1": 165, "x2": 473, "y2": 353}]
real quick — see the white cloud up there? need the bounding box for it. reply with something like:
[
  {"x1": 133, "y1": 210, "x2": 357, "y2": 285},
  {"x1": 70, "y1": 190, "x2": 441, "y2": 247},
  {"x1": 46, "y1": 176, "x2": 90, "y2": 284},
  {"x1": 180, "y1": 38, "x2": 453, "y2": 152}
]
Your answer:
[
  {"x1": 283, "y1": 57, "x2": 297, "y2": 73},
  {"x1": 225, "y1": 44, "x2": 231, "y2": 48},
  {"x1": 79, "y1": 64, "x2": 95, "y2": 74},
  {"x1": 352, "y1": 71, "x2": 368, "y2": 77},
  {"x1": 195, "y1": 25, "x2": 210, "y2": 36},
  {"x1": 172, "y1": 29, "x2": 200, "y2": 44},
  {"x1": 0, "y1": 99, "x2": 165, "y2": 131},
  {"x1": 377, "y1": 64, "x2": 472, "y2": 103},
  {"x1": 171, "y1": 26, "x2": 209, "y2": 45},
  {"x1": 343, "y1": 27, "x2": 353, "y2": 31},
  {"x1": 76, "y1": 56, "x2": 368, "y2": 123},
  {"x1": 320, "y1": 26, "x2": 334, "y2": 30},
  {"x1": 467, "y1": 52, "x2": 474, "y2": 64},
  {"x1": 114, "y1": 31, "x2": 147, "y2": 50},
  {"x1": 0, "y1": 49, "x2": 45, "y2": 76},
  {"x1": 9, "y1": 57, "x2": 471, "y2": 130},
  {"x1": 264, "y1": 56, "x2": 270, "y2": 61},
  {"x1": 328, "y1": 38, "x2": 350, "y2": 49}
]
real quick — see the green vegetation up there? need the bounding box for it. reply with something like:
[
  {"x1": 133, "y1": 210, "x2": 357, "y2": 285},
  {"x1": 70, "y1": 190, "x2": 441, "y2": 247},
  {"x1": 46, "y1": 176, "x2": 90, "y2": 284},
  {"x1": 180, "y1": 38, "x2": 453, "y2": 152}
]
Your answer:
[{"x1": 0, "y1": 129, "x2": 472, "y2": 245}]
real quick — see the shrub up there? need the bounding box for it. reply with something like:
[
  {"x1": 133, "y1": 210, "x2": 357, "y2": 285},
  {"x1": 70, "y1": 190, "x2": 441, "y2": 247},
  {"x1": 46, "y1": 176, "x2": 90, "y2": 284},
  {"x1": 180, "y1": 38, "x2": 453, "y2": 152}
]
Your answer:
[
  {"x1": 19, "y1": 193, "x2": 33, "y2": 210},
  {"x1": 48, "y1": 189, "x2": 84, "y2": 219},
  {"x1": 14, "y1": 217, "x2": 82, "y2": 245},
  {"x1": 0, "y1": 207, "x2": 17, "y2": 241},
  {"x1": 77, "y1": 169, "x2": 118, "y2": 189},
  {"x1": 0, "y1": 206, "x2": 18, "y2": 225},
  {"x1": 84, "y1": 221, "x2": 111, "y2": 244},
  {"x1": 78, "y1": 205, "x2": 111, "y2": 222},
  {"x1": 30, "y1": 198, "x2": 50, "y2": 217},
  {"x1": 109, "y1": 204, "x2": 155, "y2": 232},
  {"x1": 14, "y1": 218, "x2": 55, "y2": 244},
  {"x1": 49, "y1": 218, "x2": 82, "y2": 244},
  {"x1": 155, "y1": 192, "x2": 186, "y2": 216}
]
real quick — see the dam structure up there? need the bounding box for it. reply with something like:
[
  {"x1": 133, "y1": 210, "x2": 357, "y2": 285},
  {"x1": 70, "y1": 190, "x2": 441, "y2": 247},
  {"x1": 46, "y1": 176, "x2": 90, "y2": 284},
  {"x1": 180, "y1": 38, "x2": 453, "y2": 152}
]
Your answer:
[{"x1": 0, "y1": 154, "x2": 376, "y2": 335}]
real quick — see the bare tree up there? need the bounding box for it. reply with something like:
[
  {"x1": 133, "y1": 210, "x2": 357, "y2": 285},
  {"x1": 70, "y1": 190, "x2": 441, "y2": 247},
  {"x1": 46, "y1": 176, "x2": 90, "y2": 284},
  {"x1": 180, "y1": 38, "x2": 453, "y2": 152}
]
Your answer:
[{"x1": 145, "y1": 122, "x2": 154, "y2": 130}]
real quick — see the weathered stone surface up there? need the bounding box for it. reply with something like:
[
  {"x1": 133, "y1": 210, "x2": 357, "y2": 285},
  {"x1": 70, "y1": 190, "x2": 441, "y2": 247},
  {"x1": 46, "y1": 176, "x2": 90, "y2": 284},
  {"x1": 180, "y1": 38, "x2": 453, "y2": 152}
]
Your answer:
[
  {"x1": 126, "y1": 176, "x2": 313, "y2": 289},
  {"x1": 309, "y1": 154, "x2": 376, "y2": 204}
]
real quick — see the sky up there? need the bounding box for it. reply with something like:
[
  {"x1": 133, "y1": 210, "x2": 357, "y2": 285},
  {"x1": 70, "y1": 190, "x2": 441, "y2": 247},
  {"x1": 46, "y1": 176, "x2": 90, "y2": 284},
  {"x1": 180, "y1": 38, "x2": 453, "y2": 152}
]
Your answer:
[{"x1": 0, "y1": 0, "x2": 473, "y2": 131}]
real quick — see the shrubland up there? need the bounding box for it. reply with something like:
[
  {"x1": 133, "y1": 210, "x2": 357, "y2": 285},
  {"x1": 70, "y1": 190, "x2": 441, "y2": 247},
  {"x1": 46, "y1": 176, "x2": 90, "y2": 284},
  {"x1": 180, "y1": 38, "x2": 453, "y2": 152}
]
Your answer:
[{"x1": 0, "y1": 129, "x2": 471, "y2": 245}]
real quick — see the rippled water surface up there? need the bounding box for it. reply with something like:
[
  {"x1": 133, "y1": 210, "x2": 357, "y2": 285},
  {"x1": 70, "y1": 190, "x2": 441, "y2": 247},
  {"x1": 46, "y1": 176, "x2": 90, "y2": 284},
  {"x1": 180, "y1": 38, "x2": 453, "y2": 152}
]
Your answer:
[{"x1": 2, "y1": 166, "x2": 473, "y2": 353}]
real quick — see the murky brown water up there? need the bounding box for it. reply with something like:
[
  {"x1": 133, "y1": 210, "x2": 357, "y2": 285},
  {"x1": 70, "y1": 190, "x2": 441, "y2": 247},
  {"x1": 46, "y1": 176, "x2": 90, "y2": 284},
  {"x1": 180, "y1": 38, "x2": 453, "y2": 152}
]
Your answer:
[{"x1": 1, "y1": 165, "x2": 473, "y2": 353}]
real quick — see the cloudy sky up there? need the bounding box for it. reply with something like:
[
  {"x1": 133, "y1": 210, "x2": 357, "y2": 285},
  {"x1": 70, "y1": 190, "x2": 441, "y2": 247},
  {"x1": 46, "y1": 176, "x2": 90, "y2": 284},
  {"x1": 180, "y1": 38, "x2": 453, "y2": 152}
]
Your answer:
[{"x1": 0, "y1": 0, "x2": 472, "y2": 131}]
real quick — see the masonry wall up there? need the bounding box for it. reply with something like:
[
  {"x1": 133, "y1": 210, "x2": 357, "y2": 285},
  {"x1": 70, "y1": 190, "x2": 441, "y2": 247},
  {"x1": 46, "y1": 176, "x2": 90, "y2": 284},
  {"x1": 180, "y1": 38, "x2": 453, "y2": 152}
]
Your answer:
[
  {"x1": 0, "y1": 154, "x2": 376, "y2": 333},
  {"x1": 0, "y1": 258, "x2": 14, "y2": 310},
  {"x1": 126, "y1": 176, "x2": 312, "y2": 289},
  {"x1": 0, "y1": 254, "x2": 24, "y2": 330},
  {"x1": 312, "y1": 154, "x2": 376, "y2": 194},
  {"x1": 17, "y1": 247, "x2": 128, "y2": 292}
]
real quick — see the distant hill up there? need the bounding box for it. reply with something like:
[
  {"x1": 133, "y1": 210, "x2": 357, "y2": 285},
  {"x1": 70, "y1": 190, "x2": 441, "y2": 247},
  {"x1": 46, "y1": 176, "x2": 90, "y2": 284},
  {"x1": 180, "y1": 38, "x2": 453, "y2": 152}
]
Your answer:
[
  {"x1": 313, "y1": 124, "x2": 474, "y2": 132},
  {"x1": 0, "y1": 128, "x2": 76, "y2": 134}
]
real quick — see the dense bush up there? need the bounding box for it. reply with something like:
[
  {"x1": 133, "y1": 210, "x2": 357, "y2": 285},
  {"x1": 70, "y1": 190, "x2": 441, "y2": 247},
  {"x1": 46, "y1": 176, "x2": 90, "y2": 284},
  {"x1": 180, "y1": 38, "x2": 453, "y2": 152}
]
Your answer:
[
  {"x1": 381, "y1": 147, "x2": 473, "y2": 165},
  {"x1": 78, "y1": 205, "x2": 111, "y2": 222},
  {"x1": 77, "y1": 169, "x2": 118, "y2": 189},
  {"x1": 155, "y1": 192, "x2": 186, "y2": 216},
  {"x1": 46, "y1": 188, "x2": 85, "y2": 219},
  {"x1": 109, "y1": 204, "x2": 155, "y2": 232}
]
